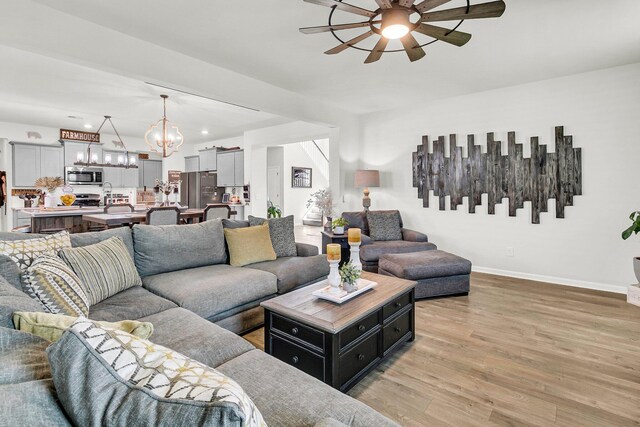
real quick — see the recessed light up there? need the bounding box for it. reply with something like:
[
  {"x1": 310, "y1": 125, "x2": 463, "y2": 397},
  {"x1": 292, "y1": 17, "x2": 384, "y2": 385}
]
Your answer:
[
  {"x1": 201, "y1": 130, "x2": 209, "y2": 135},
  {"x1": 84, "y1": 124, "x2": 93, "y2": 129}
]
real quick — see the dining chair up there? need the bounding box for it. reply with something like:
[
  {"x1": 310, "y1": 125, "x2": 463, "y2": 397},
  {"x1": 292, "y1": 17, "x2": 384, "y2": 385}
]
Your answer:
[
  {"x1": 146, "y1": 206, "x2": 181, "y2": 226},
  {"x1": 104, "y1": 203, "x2": 134, "y2": 214},
  {"x1": 203, "y1": 204, "x2": 231, "y2": 220}
]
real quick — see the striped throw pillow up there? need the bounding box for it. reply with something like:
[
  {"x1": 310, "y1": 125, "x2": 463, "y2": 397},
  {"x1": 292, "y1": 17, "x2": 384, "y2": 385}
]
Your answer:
[
  {"x1": 59, "y1": 236, "x2": 142, "y2": 306},
  {"x1": 23, "y1": 255, "x2": 89, "y2": 317}
]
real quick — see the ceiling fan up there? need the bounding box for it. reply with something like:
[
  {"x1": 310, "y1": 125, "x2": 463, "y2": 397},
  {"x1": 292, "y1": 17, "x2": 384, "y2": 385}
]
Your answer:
[{"x1": 299, "y1": 0, "x2": 506, "y2": 63}]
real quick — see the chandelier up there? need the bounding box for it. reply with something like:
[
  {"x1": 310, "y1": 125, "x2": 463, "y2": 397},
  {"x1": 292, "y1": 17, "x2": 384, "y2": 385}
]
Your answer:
[
  {"x1": 144, "y1": 94, "x2": 184, "y2": 157},
  {"x1": 74, "y1": 115, "x2": 138, "y2": 169}
]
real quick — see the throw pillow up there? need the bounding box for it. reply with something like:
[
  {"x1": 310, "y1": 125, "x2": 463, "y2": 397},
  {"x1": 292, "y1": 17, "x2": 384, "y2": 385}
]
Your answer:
[
  {"x1": 366, "y1": 211, "x2": 403, "y2": 241},
  {"x1": 59, "y1": 236, "x2": 142, "y2": 306},
  {"x1": 248, "y1": 215, "x2": 297, "y2": 258},
  {"x1": 224, "y1": 223, "x2": 277, "y2": 267},
  {"x1": 22, "y1": 255, "x2": 89, "y2": 317},
  {"x1": 0, "y1": 231, "x2": 71, "y2": 271},
  {"x1": 12, "y1": 311, "x2": 153, "y2": 342},
  {"x1": 47, "y1": 318, "x2": 266, "y2": 427}
]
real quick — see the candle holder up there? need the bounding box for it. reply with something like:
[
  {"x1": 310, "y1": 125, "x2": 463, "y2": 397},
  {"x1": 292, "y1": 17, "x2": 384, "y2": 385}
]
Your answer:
[
  {"x1": 349, "y1": 242, "x2": 362, "y2": 273},
  {"x1": 327, "y1": 260, "x2": 341, "y2": 294}
]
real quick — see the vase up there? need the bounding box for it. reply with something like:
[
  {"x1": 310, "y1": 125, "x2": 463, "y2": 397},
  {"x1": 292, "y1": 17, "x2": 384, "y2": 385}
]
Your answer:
[
  {"x1": 324, "y1": 216, "x2": 332, "y2": 231},
  {"x1": 634, "y1": 257, "x2": 640, "y2": 283},
  {"x1": 43, "y1": 193, "x2": 56, "y2": 208},
  {"x1": 343, "y1": 280, "x2": 357, "y2": 293}
]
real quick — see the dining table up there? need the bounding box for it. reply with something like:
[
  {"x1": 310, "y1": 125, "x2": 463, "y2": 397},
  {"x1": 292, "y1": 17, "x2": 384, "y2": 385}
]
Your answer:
[{"x1": 82, "y1": 208, "x2": 207, "y2": 229}]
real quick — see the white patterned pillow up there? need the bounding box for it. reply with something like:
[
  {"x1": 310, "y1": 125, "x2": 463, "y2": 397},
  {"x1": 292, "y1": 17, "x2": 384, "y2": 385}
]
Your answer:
[
  {"x1": 0, "y1": 232, "x2": 71, "y2": 271},
  {"x1": 47, "y1": 318, "x2": 266, "y2": 427}
]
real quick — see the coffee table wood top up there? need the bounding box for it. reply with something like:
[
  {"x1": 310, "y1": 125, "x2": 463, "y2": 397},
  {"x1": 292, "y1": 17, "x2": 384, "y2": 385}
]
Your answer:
[{"x1": 261, "y1": 272, "x2": 416, "y2": 333}]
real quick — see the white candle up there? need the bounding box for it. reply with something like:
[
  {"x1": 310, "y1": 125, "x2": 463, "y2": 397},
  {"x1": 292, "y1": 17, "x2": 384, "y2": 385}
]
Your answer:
[
  {"x1": 91, "y1": 153, "x2": 98, "y2": 163},
  {"x1": 76, "y1": 152, "x2": 84, "y2": 162},
  {"x1": 104, "y1": 154, "x2": 112, "y2": 164},
  {"x1": 129, "y1": 156, "x2": 136, "y2": 165},
  {"x1": 117, "y1": 155, "x2": 124, "y2": 165}
]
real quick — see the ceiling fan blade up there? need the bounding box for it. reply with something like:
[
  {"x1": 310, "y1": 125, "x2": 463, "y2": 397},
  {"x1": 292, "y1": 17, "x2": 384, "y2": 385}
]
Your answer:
[
  {"x1": 413, "y1": 23, "x2": 472, "y2": 46},
  {"x1": 421, "y1": 0, "x2": 506, "y2": 22},
  {"x1": 415, "y1": 0, "x2": 453, "y2": 13},
  {"x1": 374, "y1": 0, "x2": 393, "y2": 8},
  {"x1": 398, "y1": 0, "x2": 416, "y2": 7},
  {"x1": 364, "y1": 37, "x2": 389, "y2": 63},
  {"x1": 325, "y1": 31, "x2": 375, "y2": 54},
  {"x1": 303, "y1": 0, "x2": 376, "y2": 17},
  {"x1": 300, "y1": 21, "x2": 376, "y2": 34},
  {"x1": 400, "y1": 33, "x2": 426, "y2": 62}
]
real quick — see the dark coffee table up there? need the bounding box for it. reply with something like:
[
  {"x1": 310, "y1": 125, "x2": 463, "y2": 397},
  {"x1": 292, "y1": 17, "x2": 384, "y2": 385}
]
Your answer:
[{"x1": 261, "y1": 272, "x2": 416, "y2": 392}]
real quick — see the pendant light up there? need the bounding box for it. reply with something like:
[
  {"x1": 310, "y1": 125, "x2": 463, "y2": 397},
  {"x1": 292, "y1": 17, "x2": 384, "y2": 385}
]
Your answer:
[{"x1": 144, "y1": 94, "x2": 184, "y2": 158}]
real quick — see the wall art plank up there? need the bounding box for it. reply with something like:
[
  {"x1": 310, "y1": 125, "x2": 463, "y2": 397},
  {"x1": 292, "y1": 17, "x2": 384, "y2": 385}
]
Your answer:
[{"x1": 411, "y1": 126, "x2": 582, "y2": 224}]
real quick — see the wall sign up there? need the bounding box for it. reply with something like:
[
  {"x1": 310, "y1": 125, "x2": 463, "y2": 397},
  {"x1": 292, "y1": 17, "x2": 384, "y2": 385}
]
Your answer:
[
  {"x1": 168, "y1": 170, "x2": 181, "y2": 184},
  {"x1": 60, "y1": 129, "x2": 100, "y2": 143},
  {"x1": 411, "y1": 126, "x2": 582, "y2": 224}
]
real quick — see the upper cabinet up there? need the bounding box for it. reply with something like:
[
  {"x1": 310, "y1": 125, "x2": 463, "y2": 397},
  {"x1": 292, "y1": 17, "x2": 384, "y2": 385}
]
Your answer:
[
  {"x1": 102, "y1": 150, "x2": 139, "y2": 188},
  {"x1": 11, "y1": 142, "x2": 63, "y2": 187},
  {"x1": 139, "y1": 159, "x2": 162, "y2": 189},
  {"x1": 198, "y1": 148, "x2": 217, "y2": 171},
  {"x1": 217, "y1": 150, "x2": 244, "y2": 187},
  {"x1": 184, "y1": 156, "x2": 200, "y2": 173},
  {"x1": 63, "y1": 141, "x2": 102, "y2": 166}
]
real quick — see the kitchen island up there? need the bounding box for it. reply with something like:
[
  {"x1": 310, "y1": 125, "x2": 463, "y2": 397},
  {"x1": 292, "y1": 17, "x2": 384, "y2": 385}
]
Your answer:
[{"x1": 18, "y1": 207, "x2": 104, "y2": 234}]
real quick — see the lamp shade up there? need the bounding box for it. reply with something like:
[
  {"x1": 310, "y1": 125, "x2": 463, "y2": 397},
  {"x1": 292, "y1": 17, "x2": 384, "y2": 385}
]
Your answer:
[{"x1": 354, "y1": 170, "x2": 380, "y2": 188}]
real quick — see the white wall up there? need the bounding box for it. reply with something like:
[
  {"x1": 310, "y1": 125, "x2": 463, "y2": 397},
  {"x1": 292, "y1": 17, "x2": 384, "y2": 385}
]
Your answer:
[
  {"x1": 358, "y1": 63, "x2": 640, "y2": 293},
  {"x1": 282, "y1": 139, "x2": 330, "y2": 224}
]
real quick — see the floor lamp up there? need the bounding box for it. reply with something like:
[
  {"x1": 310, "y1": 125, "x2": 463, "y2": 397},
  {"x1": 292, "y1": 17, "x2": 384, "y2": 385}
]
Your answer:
[{"x1": 355, "y1": 170, "x2": 380, "y2": 211}]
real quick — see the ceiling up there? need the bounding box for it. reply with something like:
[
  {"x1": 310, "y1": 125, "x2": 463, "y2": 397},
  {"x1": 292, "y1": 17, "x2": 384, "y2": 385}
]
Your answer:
[
  {"x1": 0, "y1": 45, "x2": 290, "y2": 143},
  {"x1": 29, "y1": 0, "x2": 640, "y2": 114}
]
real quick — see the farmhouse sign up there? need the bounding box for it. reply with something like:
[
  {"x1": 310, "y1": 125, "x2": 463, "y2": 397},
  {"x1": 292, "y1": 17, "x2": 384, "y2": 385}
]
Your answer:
[{"x1": 60, "y1": 129, "x2": 100, "y2": 143}]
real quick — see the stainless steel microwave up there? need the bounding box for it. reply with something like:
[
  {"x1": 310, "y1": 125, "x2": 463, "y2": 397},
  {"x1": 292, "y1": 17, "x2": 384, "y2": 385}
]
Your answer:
[{"x1": 65, "y1": 167, "x2": 103, "y2": 186}]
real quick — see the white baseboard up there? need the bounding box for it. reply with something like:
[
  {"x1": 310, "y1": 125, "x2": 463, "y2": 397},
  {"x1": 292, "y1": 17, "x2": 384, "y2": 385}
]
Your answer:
[{"x1": 472, "y1": 266, "x2": 628, "y2": 295}]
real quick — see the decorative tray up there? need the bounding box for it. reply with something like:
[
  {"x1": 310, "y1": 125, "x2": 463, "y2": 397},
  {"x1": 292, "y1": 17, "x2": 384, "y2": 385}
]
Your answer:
[
  {"x1": 39, "y1": 206, "x2": 82, "y2": 211},
  {"x1": 312, "y1": 278, "x2": 377, "y2": 304}
]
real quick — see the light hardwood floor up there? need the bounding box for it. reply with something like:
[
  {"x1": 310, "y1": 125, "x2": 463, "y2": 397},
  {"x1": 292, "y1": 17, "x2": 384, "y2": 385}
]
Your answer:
[{"x1": 243, "y1": 272, "x2": 640, "y2": 426}]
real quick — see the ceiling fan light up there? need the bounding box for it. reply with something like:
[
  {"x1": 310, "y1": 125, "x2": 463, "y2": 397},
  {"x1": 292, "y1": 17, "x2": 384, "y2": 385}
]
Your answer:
[
  {"x1": 381, "y1": 8, "x2": 411, "y2": 40},
  {"x1": 382, "y1": 24, "x2": 409, "y2": 39}
]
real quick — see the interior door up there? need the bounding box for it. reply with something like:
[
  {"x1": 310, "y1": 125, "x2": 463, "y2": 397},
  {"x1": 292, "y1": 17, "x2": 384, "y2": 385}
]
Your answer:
[{"x1": 267, "y1": 166, "x2": 281, "y2": 208}]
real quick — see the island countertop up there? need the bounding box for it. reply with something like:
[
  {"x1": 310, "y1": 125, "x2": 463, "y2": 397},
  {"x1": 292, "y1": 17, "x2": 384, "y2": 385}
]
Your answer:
[{"x1": 17, "y1": 207, "x2": 105, "y2": 218}]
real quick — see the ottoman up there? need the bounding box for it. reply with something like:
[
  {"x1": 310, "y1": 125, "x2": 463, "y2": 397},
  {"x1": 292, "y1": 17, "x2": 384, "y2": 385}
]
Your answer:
[{"x1": 378, "y1": 250, "x2": 472, "y2": 299}]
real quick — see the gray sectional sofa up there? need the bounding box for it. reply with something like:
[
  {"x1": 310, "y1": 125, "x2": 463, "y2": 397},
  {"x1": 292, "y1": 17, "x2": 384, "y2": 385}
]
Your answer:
[{"x1": 0, "y1": 222, "x2": 398, "y2": 426}]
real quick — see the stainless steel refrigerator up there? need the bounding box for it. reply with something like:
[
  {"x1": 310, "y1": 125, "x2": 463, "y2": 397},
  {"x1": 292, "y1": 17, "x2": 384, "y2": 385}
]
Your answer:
[{"x1": 180, "y1": 171, "x2": 221, "y2": 209}]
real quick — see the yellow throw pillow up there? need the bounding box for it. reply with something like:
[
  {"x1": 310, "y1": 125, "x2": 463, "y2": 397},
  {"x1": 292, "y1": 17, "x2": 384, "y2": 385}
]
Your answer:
[
  {"x1": 12, "y1": 311, "x2": 154, "y2": 343},
  {"x1": 223, "y1": 223, "x2": 277, "y2": 267}
]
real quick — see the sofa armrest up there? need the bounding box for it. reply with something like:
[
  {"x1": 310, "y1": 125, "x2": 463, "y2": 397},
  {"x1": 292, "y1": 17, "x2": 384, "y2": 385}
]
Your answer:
[
  {"x1": 296, "y1": 242, "x2": 319, "y2": 257},
  {"x1": 314, "y1": 419, "x2": 350, "y2": 427},
  {"x1": 402, "y1": 228, "x2": 428, "y2": 242}
]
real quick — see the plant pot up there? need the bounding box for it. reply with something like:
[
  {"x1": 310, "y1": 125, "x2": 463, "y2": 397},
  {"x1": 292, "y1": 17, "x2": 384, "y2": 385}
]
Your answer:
[
  {"x1": 343, "y1": 280, "x2": 357, "y2": 293},
  {"x1": 333, "y1": 226, "x2": 344, "y2": 235},
  {"x1": 634, "y1": 257, "x2": 640, "y2": 283}
]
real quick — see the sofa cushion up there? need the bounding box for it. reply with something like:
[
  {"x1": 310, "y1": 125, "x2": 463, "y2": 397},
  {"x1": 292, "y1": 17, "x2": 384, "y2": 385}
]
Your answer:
[
  {"x1": 224, "y1": 223, "x2": 277, "y2": 267},
  {"x1": 0, "y1": 254, "x2": 23, "y2": 290},
  {"x1": 248, "y1": 215, "x2": 297, "y2": 258},
  {"x1": 359, "y1": 240, "x2": 437, "y2": 262},
  {"x1": 366, "y1": 210, "x2": 403, "y2": 241},
  {"x1": 0, "y1": 326, "x2": 51, "y2": 385},
  {"x1": 0, "y1": 276, "x2": 44, "y2": 329},
  {"x1": 342, "y1": 211, "x2": 369, "y2": 235},
  {"x1": 0, "y1": 231, "x2": 71, "y2": 271},
  {"x1": 222, "y1": 219, "x2": 249, "y2": 229},
  {"x1": 133, "y1": 220, "x2": 227, "y2": 277},
  {"x1": 47, "y1": 319, "x2": 265, "y2": 427},
  {"x1": 138, "y1": 308, "x2": 254, "y2": 368},
  {"x1": 59, "y1": 236, "x2": 142, "y2": 306},
  {"x1": 69, "y1": 227, "x2": 135, "y2": 260},
  {"x1": 142, "y1": 264, "x2": 277, "y2": 320},
  {"x1": 0, "y1": 380, "x2": 71, "y2": 426},
  {"x1": 246, "y1": 256, "x2": 329, "y2": 294},
  {"x1": 379, "y1": 250, "x2": 472, "y2": 280},
  {"x1": 23, "y1": 255, "x2": 90, "y2": 317},
  {"x1": 216, "y1": 349, "x2": 399, "y2": 427},
  {"x1": 88, "y1": 286, "x2": 177, "y2": 322}
]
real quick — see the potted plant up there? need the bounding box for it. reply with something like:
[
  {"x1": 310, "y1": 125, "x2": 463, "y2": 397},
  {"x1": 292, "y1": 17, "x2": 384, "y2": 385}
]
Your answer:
[
  {"x1": 306, "y1": 188, "x2": 334, "y2": 230},
  {"x1": 267, "y1": 201, "x2": 282, "y2": 219},
  {"x1": 339, "y1": 261, "x2": 361, "y2": 293},
  {"x1": 622, "y1": 211, "x2": 640, "y2": 282},
  {"x1": 34, "y1": 176, "x2": 64, "y2": 208},
  {"x1": 332, "y1": 217, "x2": 348, "y2": 235}
]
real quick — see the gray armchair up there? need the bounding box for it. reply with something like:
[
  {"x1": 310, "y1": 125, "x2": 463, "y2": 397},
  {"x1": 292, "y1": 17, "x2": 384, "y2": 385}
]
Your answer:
[{"x1": 341, "y1": 210, "x2": 436, "y2": 272}]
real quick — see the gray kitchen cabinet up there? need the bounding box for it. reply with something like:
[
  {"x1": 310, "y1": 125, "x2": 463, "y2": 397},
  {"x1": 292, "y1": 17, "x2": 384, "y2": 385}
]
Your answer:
[
  {"x1": 63, "y1": 141, "x2": 102, "y2": 166},
  {"x1": 11, "y1": 142, "x2": 63, "y2": 187},
  {"x1": 216, "y1": 150, "x2": 244, "y2": 187},
  {"x1": 139, "y1": 160, "x2": 162, "y2": 189},
  {"x1": 102, "y1": 151, "x2": 139, "y2": 188},
  {"x1": 198, "y1": 148, "x2": 217, "y2": 171},
  {"x1": 185, "y1": 156, "x2": 200, "y2": 173},
  {"x1": 122, "y1": 154, "x2": 139, "y2": 188}
]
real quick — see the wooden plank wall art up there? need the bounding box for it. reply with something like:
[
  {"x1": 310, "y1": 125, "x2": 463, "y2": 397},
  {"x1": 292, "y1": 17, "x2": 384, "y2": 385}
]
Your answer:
[{"x1": 411, "y1": 126, "x2": 582, "y2": 224}]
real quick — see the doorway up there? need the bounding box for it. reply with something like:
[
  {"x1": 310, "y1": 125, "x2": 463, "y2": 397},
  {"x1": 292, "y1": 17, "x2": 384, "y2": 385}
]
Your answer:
[{"x1": 267, "y1": 166, "x2": 281, "y2": 209}]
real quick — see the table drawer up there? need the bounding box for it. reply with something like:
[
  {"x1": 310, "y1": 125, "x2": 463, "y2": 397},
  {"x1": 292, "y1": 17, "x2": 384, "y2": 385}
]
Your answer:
[
  {"x1": 339, "y1": 311, "x2": 379, "y2": 350},
  {"x1": 382, "y1": 291, "x2": 412, "y2": 320},
  {"x1": 271, "y1": 313, "x2": 324, "y2": 349},
  {"x1": 383, "y1": 310, "x2": 412, "y2": 353},
  {"x1": 270, "y1": 335, "x2": 325, "y2": 381},
  {"x1": 338, "y1": 331, "x2": 380, "y2": 388}
]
